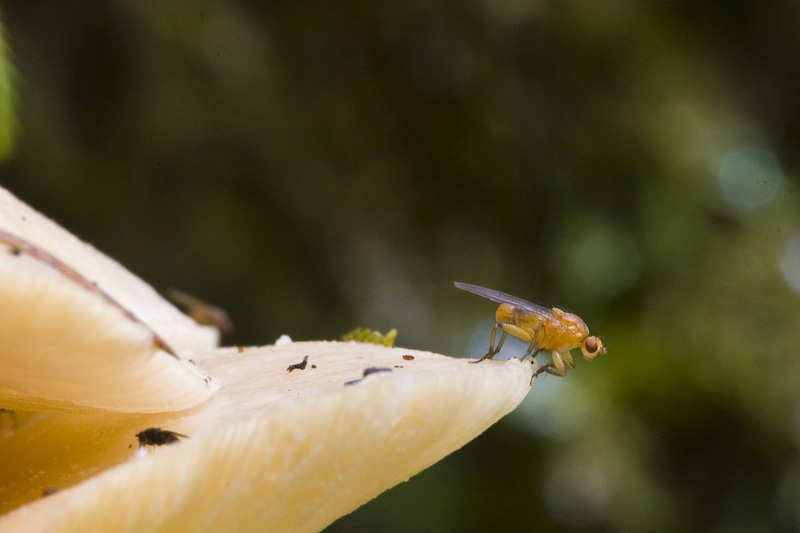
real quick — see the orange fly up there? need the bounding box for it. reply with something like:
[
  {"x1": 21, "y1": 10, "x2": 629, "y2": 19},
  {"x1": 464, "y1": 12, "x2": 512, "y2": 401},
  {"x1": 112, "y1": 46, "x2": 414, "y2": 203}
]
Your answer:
[{"x1": 454, "y1": 282, "x2": 605, "y2": 377}]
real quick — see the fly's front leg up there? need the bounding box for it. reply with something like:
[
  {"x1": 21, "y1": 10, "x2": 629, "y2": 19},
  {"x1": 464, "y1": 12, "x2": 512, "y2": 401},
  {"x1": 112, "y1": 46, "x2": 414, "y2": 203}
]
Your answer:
[
  {"x1": 533, "y1": 363, "x2": 566, "y2": 378},
  {"x1": 471, "y1": 323, "x2": 508, "y2": 363},
  {"x1": 551, "y1": 351, "x2": 576, "y2": 376},
  {"x1": 532, "y1": 351, "x2": 572, "y2": 378}
]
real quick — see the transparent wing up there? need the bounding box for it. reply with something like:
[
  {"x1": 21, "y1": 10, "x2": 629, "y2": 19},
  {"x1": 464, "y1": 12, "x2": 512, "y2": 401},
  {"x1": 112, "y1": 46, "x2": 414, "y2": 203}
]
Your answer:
[{"x1": 453, "y1": 282, "x2": 554, "y2": 318}]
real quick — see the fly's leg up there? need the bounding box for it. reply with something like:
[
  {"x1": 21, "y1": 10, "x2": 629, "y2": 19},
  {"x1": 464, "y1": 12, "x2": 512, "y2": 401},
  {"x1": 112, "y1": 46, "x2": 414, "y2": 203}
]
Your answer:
[
  {"x1": 473, "y1": 321, "x2": 545, "y2": 363},
  {"x1": 522, "y1": 324, "x2": 545, "y2": 360},
  {"x1": 533, "y1": 363, "x2": 560, "y2": 378},
  {"x1": 552, "y1": 351, "x2": 576, "y2": 375},
  {"x1": 532, "y1": 351, "x2": 574, "y2": 378},
  {"x1": 533, "y1": 361, "x2": 569, "y2": 378},
  {"x1": 471, "y1": 324, "x2": 508, "y2": 363}
]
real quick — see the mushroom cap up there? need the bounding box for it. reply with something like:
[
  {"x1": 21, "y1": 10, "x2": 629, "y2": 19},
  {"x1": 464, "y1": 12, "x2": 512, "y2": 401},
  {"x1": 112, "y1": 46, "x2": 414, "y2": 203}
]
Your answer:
[{"x1": 0, "y1": 188, "x2": 219, "y2": 413}]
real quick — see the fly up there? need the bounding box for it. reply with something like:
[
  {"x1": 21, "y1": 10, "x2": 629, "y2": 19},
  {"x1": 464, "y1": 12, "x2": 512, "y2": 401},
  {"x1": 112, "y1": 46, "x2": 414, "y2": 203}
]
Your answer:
[{"x1": 454, "y1": 282, "x2": 606, "y2": 377}]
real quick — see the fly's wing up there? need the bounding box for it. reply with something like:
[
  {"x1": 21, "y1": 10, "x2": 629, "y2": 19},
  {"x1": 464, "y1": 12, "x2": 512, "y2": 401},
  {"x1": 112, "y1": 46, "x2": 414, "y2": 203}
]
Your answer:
[{"x1": 453, "y1": 282, "x2": 554, "y2": 319}]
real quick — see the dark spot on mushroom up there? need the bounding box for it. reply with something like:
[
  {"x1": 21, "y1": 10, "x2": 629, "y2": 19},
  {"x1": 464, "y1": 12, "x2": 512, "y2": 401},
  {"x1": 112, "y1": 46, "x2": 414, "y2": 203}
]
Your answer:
[
  {"x1": 136, "y1": 428, "x2": 188, "y2": 448},
  {"x1": 345, "y1": 366, "x2": 393, "y2": 386},
  {"x1": 287, "y1": 355, "x2": 309, "y2": 372},
  {"x1": 362, "y1": 367, "x2": 392, "y2": 377}
]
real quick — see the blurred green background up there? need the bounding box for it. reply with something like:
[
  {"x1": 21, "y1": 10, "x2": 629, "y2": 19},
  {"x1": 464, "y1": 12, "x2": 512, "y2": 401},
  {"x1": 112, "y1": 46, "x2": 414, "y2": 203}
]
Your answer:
[{"x1": 3, "y1": 1, "x2": 800, "y2": 530}]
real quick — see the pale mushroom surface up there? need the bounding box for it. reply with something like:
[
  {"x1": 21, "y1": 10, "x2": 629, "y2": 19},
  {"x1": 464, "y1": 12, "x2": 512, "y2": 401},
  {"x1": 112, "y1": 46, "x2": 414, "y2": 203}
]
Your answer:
[
  {"x1": 0, "y1": 189, "x2": 535, "y2": 531},
  {"x1": 0, "y1": 342, "x2": 534, "y2": 532},
  {"x1": 0, "y1": 188, "x2": 219, "y2": 412}
]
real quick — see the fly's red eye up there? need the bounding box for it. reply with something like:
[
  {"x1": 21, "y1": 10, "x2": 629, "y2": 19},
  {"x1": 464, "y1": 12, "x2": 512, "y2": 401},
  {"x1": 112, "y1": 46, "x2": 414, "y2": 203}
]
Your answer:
[{"x1": 585, "y1": 337, "x2": 599, "y2": 353}]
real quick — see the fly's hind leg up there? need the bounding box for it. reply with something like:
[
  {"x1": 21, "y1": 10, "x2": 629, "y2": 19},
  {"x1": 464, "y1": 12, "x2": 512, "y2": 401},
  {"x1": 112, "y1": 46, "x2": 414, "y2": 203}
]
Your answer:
[
  {"x1": 472, "y1": 322, "x2": 542, "y2": 363},
  {"x1": 471, "y1": 324, "x2": 508, "y2": 363}
]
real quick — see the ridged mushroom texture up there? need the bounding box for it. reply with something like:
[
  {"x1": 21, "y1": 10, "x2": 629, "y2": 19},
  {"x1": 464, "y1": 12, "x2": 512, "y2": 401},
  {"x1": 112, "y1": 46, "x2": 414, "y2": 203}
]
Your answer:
[{"x1": 0, "y1": 188, "x2": 219, "y2": 413}]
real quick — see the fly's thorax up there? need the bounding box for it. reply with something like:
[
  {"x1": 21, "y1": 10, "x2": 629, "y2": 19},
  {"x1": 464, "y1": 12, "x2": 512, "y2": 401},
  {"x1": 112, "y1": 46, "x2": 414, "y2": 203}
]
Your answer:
[
  {"x1": 551, "y1": 308, "x2": 590, "y2": 338},
  {"x1": 539, "y1": 307, "x2": 590, "y2": 353}
]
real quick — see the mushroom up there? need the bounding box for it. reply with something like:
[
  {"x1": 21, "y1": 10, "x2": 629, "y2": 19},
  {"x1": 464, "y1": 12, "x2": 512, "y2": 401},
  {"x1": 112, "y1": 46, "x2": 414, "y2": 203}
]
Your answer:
[
  {"x1": 0, "y1": 188, "x2": 534, "y2": 531},
  {"x1": 0, "y1": 188, "x2": 218, "y2": 412}
]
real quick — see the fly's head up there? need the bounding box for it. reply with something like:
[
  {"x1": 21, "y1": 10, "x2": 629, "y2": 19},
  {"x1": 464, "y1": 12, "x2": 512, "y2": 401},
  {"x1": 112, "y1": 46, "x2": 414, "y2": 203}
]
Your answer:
[{"x1": 580, "y1": 336, "x2": 606, "y2": 361}]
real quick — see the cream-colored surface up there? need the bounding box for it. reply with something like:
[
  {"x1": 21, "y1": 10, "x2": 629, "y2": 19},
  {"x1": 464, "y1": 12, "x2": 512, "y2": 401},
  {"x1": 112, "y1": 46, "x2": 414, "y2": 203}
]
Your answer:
[
  {"x1": 0, "y1": 188, "x2": 535, "y2": 531},
  {"x1": 0, "y1": 188, "x2": 218, "y2": 412},
  {"x1": 0, "y1": 342, "x2": 534, "y2": 532},
  {"x1": 0, "y1": 189, "x2": 219, "y2": 353}
]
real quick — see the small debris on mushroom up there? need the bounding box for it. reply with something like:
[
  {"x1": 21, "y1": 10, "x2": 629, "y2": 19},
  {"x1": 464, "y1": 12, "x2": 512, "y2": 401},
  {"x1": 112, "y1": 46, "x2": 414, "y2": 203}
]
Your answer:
[
  {"x1": 286, "y1": 355, "x2": 309, "y2": 372},
  {"x1": 344, "y1": 367, "x2": 393, "y2": 386},
  {"x1": 136, "y1": 428, "x2": 189, "y2": 449}
]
